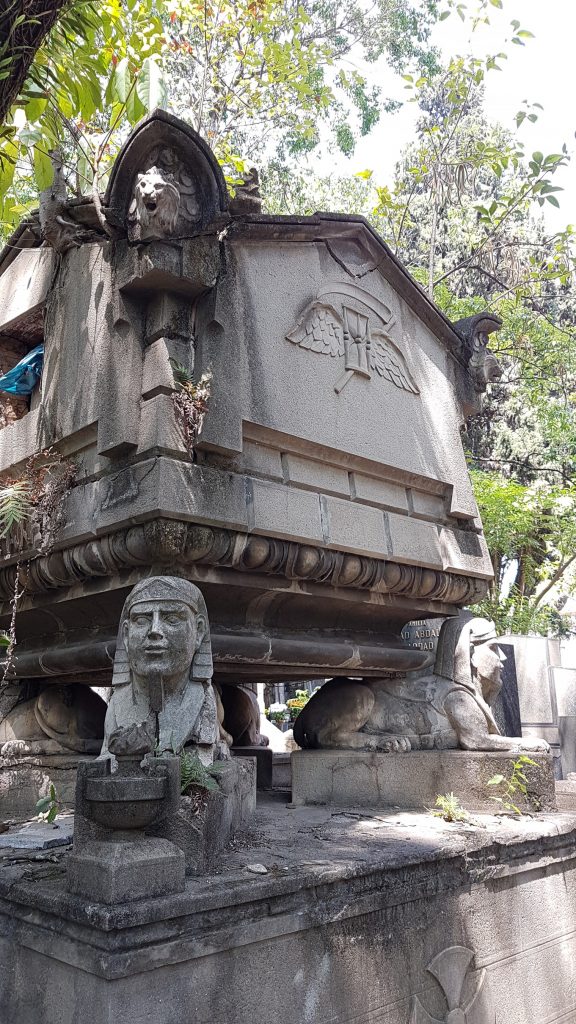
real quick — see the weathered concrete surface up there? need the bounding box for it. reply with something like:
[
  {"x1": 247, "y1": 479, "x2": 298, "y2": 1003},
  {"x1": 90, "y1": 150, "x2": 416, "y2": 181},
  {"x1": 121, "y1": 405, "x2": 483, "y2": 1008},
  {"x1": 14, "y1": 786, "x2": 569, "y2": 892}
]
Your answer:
[
  {"x1": 291, "y1": 748, "x2": 556, "y2": 812},
  {"x1": 1, "y1": 799, "x2": 576, "y2": 1023},
  {"x1": 0, "y1": 753, "x2": 90, "y2": 819}
]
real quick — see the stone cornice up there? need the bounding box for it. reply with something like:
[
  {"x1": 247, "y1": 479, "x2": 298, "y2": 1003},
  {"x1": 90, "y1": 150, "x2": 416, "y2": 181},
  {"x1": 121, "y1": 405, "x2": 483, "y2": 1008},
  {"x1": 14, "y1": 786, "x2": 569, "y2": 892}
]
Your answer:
[{"x1": 0, "y1": 519, "x2": 488, "y2": 610}]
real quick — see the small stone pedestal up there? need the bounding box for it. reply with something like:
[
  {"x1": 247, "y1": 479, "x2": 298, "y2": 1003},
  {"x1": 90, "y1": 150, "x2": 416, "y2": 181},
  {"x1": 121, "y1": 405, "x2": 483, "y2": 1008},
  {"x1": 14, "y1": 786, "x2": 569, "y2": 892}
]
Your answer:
[
  {"x1": 68, "y1": 836, "x2": 184, "y2": 903},
  {"x1": 291, "y1": 749, "x2": 556, "y2": 812},
  {"x1": 231, "y1": 745, "x2": 272, "y2": 789},
  {"x1": 68, "y1": 748, "x2": 186, "y2": 903}
]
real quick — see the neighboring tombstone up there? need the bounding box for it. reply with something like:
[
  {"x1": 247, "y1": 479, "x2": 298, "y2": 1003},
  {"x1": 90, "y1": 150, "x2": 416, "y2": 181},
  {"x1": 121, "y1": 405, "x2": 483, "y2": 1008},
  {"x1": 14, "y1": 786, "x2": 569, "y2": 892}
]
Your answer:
[
  {"x1": 497, "y1": 635, "x2": 562, "y2": 774},
  {"x1": 490, "y1": 642, "x2": 522, "y2": 740},
  {"x1": 553, "y1": 667, "x2": 576, "y2": 776}
]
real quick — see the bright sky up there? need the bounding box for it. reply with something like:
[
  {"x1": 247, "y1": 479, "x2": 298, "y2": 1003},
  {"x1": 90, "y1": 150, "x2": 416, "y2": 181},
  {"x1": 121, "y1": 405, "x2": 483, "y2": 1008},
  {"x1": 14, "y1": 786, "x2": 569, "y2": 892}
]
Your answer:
[{"x1": 322, "y1": 0, "x2": 576, "y2": 229}]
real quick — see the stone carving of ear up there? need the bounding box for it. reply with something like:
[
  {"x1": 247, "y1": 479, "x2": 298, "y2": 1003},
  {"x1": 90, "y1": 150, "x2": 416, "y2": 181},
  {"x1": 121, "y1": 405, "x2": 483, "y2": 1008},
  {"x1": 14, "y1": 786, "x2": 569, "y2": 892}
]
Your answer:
[{"x1": 195, "y1": 613, "x2": 206, "y2": 649}]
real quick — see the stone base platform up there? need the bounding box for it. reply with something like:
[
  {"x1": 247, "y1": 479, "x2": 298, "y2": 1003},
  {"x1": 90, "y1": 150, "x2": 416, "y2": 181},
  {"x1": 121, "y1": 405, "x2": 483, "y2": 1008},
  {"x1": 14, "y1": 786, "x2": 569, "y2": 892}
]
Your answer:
[
  {"x1": 291, "y1": 748, "x2": 556, "y2": 812},
  {"x1": 1, "y1": 797, "x2": 576, "y2": 1023}
]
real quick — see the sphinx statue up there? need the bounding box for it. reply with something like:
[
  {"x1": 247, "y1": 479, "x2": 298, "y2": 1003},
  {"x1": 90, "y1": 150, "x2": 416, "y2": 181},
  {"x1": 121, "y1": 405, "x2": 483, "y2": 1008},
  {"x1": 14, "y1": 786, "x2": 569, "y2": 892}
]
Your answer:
[
  {"x1": 0, "y1": 684, "x2": 106, "y2": 757},
  {"x1": 101, "y1": 576, "x2": 221, "y2": 764},
  {"x1": 293, "y1": 612, "x2": 549, "y2": 754}
]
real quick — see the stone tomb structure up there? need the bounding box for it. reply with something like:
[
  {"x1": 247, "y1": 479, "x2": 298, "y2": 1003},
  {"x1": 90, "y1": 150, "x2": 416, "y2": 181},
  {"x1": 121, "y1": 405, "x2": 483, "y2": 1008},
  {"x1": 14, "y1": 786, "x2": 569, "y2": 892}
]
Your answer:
[
  {"x1": 0, "y1": 111, "x2": 572, "y2": 1024},
  {"x1": 0, "y1": 110, "x2": 503, "y2": 811}
]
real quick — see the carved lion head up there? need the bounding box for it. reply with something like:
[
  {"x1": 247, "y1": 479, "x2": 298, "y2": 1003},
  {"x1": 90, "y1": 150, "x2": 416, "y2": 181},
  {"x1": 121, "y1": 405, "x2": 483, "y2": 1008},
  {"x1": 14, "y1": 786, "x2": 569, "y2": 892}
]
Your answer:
[{"x1": 128, "y1": 166, "x2": 180, "y2": 240}]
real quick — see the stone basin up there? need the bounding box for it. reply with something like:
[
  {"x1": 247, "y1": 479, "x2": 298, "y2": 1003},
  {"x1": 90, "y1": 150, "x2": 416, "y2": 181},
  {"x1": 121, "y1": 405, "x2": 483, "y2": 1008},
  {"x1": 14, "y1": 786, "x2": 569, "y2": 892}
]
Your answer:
[{"x1": 84, "y1": 774, "x2": 167, "y2": 830}]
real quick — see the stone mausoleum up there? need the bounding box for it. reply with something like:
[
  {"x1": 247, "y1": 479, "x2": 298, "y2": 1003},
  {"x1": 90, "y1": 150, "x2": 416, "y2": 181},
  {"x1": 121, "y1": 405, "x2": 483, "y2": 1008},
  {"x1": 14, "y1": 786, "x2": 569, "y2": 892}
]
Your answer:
[{"x1": 0, "y1": 111, "x2": 575, "y2": 1024}]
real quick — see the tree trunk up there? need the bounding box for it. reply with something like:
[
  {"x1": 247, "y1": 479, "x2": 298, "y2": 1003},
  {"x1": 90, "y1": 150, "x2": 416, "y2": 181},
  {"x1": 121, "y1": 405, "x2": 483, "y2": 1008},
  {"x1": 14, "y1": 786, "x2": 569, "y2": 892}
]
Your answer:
[{"x1": 0, "y1": 0, "x2": 70, "y2": 124}]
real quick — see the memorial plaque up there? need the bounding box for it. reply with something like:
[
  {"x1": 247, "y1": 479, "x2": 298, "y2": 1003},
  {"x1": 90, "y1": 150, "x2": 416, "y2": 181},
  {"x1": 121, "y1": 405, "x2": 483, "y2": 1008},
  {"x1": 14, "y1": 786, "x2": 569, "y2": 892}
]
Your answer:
[{"x1": 401, "y1": 618, "x2": 444, "y2": 654}]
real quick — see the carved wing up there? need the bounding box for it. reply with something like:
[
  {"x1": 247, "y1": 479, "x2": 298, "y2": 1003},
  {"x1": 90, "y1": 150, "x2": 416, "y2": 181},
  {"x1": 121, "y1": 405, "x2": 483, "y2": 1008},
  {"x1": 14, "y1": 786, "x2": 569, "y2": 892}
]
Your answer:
[
  {"x1": 286, "y1": 302, "x2": 344, "y2": 358},
  {"x1": 370, "y1": 331, "x2": 419, "y2": 394},
  {"x1": 409, "y1": 997, "x2": 443, "y2": 1024}
]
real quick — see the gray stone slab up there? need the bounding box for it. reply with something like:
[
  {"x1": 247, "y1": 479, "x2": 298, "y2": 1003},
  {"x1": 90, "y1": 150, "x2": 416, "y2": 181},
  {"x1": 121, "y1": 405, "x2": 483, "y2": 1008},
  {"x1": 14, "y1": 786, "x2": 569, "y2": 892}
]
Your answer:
[
  {"x1": 284, "y1": 453, "x2": 350, "y2": 497},
  {"x1": 411, "y1": 488, "x2": 447, "y2": 520},
  {"x1": 68, "y1": 837, "x2": 185, "y2": 903},
  {"x1": 439, "y1": 524, "x2": 493, "y2": 577},
  {"x1": 351, "y1": 472, "x2": 409, "y2": 512},
  {"x1": 248, "y1": 477, "x2": 324, "y2": 544},
  {"x1": 323, "y1": 494, "x2": 388, "y2": 556},
  {"x1": 291, "y1": 748, "x2": 556, "y2": 812},
  {"x1": 386, "y1": 510, "x2": 443, "y2": 568},
  {"x1": 240, "y1": 440, "x2": 284, "y2": 481},
  {"x1": 0, "y1": 248, "x2": 55, "y2": 332},
  {"x1": 0, "y1": 816, "x2": 73, "y2": 850}
]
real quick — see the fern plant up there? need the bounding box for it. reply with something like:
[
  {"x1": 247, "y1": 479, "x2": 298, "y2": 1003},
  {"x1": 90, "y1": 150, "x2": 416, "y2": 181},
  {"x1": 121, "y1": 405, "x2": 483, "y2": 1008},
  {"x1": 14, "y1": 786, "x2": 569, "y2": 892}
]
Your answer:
[
  {"x1": 431, "y1": 792, "x2": 470, "y2": 823},
  {"x1": 0, "y1": 480, "x2": 33, "y2": 538},
  {"x1": 170, "y1": 359, "x2": 195, "y2": 390},
  {"x1": 180, "y1": 750, "x2": 226, "y2": 795},
  {"x1": 169, "y1": 361, "x2": 212, "y2": 459}
]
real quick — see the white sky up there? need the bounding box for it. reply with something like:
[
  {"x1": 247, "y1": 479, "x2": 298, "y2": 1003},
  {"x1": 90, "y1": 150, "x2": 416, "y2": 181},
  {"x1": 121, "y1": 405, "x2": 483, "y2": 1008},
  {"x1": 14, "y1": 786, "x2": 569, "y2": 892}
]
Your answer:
[{"x1": 318, "y1": 0, "x2": 576, "y2": 229}]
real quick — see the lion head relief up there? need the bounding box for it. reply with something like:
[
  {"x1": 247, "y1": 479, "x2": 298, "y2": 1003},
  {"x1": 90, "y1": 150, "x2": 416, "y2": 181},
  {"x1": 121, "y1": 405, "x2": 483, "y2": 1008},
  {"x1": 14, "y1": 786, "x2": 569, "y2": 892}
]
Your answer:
[{"x1": 128, "y1": 166, "x2": 180, "y2": 241}]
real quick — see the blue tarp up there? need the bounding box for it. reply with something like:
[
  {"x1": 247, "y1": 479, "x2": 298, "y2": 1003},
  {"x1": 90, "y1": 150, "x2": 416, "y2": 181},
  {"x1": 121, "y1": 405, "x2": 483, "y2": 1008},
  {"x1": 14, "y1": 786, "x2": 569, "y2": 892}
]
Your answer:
[{"x1": 0, "y1": 344, "x2": 44, "y2": 395}]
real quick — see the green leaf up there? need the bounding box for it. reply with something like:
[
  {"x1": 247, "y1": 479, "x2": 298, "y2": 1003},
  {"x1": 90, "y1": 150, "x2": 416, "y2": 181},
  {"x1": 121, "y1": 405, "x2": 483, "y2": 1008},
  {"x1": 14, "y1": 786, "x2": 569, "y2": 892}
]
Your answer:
[
  {"x1": 46, "y1": 806, "x2": 58, "y2": 824},
  {"x1": 547, "y1": 196, "x2": 560, "y2": 208},
  {"x1": 109, "y1": 57, "x2": 129, "y2": 104},
  {"x1": 35, "y1": 796, "x2": 53, "y2": 812},
  {"x1": 25, "y1": 97, "x2": 47, "y2": 122},
  {"x1": 33, "y1": 147, "x2": 53, "y2": 190},
  {"x1": 355, "y1": 169, "x2": 373, "y2": 180},
  {"x1": 0, "y1": 633, "x2": 10, "y2": 648},
  {"x1": 486, "y1": 774, "x2": 506, "y2": 786},
  {"x1": 136, "y1": 56, "x2": 167, "y2": 113},
  {"x1": 125, "y1": 83, "x2": 145, "y2": 125}
]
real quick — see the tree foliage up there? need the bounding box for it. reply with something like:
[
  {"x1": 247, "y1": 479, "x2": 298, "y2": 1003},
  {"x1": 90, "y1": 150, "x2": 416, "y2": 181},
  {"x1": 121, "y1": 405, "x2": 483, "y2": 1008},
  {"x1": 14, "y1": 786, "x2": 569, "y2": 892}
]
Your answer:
[
  {"x1": 0, "y1": 0, "x2": 169, "y2": 233},
  {"x1": 0, "y1": 0, "x2": 441, "y2": 235},
  {"x1": 0, "y1": 0, "x2": 71, "y2": 124}
]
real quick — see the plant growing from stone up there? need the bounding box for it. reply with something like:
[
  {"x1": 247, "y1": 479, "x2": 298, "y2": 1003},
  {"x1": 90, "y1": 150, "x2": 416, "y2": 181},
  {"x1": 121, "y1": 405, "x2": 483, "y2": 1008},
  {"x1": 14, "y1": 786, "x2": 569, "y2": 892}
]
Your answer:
[
  {"x1": 0, "y1": 448, "x2": 76, "y2": 682},
  {"x1": 35, "y1": 782, "x2": 61, "y2": 824},
  {"x1": 486, "y1": 754, "x2": 541, "y2": 816},
  {"x1": 431, "y1": 792, "x2": 471, "y2": 824},
  {"x1": 170, "y1": 361, "x2": 212, "y2": 459},
  {"x1": 180, "y1": 750, "x2": 225, "y2": 795},
  {"x1": 0, "y1": 447, "x2": 76, "y2": 554}
]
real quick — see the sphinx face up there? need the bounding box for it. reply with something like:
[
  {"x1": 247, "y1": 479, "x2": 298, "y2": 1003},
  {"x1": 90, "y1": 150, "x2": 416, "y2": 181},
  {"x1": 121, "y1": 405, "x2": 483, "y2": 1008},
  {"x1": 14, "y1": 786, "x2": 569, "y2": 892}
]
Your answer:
[
  {"x1": 473, "y1": 639, "x2": 506, "y2": 703},
  {"x1": 123, "y1": 599, "x2": 203, "y2": 684}
]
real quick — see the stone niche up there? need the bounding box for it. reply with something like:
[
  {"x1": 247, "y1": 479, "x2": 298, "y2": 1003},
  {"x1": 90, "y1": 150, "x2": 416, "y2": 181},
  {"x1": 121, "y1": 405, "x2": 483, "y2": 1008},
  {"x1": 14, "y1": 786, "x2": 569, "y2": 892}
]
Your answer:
[{"x1": 0, "y1": 109, "x2": 498, "y2": 704}]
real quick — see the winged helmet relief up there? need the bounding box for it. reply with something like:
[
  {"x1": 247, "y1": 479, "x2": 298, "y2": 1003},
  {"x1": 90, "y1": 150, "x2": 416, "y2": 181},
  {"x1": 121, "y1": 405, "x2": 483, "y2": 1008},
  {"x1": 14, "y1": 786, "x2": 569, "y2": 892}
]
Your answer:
[{"x1": 286, "y1": 284, "x2": 420, "y2": 396}]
